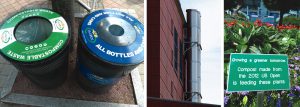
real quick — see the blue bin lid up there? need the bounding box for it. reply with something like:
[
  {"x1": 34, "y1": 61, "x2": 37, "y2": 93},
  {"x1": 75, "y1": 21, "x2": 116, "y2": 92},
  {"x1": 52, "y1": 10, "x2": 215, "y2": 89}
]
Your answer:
[{"x1": 80, "y1": 9, "x2": 144, "y2": 65}]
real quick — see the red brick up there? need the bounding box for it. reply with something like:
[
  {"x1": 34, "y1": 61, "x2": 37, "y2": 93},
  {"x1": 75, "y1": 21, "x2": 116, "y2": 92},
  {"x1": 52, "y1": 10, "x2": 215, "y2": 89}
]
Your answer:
[{"x1": 149, "y1": 0, "x2": 187, "y2": 101}]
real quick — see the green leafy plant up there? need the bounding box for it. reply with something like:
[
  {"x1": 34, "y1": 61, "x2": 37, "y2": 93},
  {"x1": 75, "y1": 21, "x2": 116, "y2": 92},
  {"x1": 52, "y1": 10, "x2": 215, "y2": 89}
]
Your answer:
[
  {"x1": 281, "y1": 16, "x2": 300, "y2": 26},
  {"x1": 225, "y1": 20, "x2": 299, "y2": 55}
]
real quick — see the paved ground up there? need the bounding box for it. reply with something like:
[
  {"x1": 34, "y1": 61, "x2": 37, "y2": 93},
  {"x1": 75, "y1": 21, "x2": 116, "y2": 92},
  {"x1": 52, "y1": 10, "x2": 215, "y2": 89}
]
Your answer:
[
  {"x1": 12, "y1": 72, "x2": 135, "y2": 104},
  {"x1": 103, "y1": 0, "x2": 144, "y2": 23},
  {"x1": 0, "y1": 0, "x2": 51, "y2": 24}
]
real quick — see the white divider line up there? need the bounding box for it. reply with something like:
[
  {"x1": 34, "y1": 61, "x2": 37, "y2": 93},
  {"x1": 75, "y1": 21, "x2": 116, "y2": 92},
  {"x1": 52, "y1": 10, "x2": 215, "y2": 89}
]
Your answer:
[{"x1": 131, "y1": 68, "x2": 144, "y2": 107}]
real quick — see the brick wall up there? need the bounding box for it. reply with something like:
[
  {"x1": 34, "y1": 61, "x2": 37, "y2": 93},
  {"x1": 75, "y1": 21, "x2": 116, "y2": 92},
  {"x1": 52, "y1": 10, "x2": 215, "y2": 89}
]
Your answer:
[
  {"x1": 160, "y1": 0, "x2": 185, "y2": 100},
  {"x1": 148, "y1": 0, "x2": 186, "y2": 101},
  {"x1": 147, "y1": 0, "x2": 160, "y2": 98}
]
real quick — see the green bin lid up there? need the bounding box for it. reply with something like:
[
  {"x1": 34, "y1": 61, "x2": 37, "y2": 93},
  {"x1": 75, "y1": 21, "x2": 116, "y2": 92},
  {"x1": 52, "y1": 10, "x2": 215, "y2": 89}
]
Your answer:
[{"x1": 0, "y1": 9, "x2": 69, "y2": 62}]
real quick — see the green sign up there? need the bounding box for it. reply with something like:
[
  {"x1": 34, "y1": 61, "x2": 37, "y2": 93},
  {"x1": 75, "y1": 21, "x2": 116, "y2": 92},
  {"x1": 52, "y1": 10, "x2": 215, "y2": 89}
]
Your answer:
[{"x1": 227, "y1": 53, "x2": 290, "y2": 92}]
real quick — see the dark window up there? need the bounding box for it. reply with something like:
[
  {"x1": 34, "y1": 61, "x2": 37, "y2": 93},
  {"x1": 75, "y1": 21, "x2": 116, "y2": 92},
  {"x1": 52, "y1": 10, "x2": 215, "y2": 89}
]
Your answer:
[
  {"x1": 179, "y1": 41, "x2": 183, "y2": 81},
  {"x1": 171, "y1": 50, "x2": 173, "y2": 66},
  {"x1": 171, "y1": 81, "x2": 174, "y2": 98},
  {"x1": 173, "y1": 28, "x2": 178, "y2": 71},
  {"x1": 184, "y1": 25, "x2": 188, "y2": 40},
  {"x1": 171, "y1": 19, "x2": 174, "y2": 32}
]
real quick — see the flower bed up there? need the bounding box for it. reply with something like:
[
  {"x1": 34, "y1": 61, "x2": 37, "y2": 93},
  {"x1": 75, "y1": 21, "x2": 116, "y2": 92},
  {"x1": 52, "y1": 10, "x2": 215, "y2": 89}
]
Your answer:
[{"x1": 224, "y1": 20, "x2": 300, "y2": 107}]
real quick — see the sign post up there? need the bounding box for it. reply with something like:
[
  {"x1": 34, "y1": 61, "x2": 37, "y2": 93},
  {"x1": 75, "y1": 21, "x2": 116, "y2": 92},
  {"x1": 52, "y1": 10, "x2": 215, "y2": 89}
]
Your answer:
[
  {"x1": 257, "y1": 91, "x2": 264, "y2": 107},
  {"x1": 227, "y1": 53, "x2": 290, "y2": 91}
]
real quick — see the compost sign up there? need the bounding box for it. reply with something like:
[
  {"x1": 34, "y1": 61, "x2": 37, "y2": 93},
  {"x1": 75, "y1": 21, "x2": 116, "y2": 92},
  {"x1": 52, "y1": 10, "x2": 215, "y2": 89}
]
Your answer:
[{"x1": 227, "y1": 53, "x2": 290, "y2": 91}]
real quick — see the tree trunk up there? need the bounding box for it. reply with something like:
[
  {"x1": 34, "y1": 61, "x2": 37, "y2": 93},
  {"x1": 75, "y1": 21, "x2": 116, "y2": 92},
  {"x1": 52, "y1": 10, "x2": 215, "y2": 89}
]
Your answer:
[{"x1": 279, "y1": 11, "x2": 284, "y2": 25}]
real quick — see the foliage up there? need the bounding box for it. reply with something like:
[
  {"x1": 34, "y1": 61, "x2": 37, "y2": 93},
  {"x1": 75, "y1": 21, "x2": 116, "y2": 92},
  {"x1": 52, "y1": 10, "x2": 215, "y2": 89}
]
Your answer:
[
  {"x1": 225, "y1": 12, "x2": 248, "y2": 22},
  {"x1": 263, "y1": 0, "x2": 300, "y2": 25},
  {"x1": 281, "y1": 16, "x2": 300, "y2": 26},
  {"x1": 224, "y1": 20, "x2": 299, "y2": 55}
]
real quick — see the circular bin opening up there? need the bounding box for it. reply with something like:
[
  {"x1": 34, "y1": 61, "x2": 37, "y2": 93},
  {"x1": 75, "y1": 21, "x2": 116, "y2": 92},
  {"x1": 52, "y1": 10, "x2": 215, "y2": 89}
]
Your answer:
[
  {"x1": 14, "y1": 17, "x2": 52, "y2": 45},
  {"x1": 108, "y1": 24, "x2": 124, "y2": 36}
]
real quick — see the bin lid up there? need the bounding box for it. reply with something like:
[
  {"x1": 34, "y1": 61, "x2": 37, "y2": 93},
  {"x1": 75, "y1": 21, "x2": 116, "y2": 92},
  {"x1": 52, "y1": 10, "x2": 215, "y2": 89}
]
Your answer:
[
  {"x1": 0, "y1": 9, "x2": 69, "y2": 62},
  {"x1": 80, "y1": 9, "x2": 144, "y2": 65}
]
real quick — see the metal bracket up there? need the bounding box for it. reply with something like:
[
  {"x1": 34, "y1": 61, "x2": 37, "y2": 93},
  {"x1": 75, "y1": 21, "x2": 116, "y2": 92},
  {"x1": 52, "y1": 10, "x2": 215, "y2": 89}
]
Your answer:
[
  {"x1": 183, "y1": 42, "x2": 202, "y2": 55},
  {"x1": 184, "y1": 92, "x2": 202, "y2": 101},
  {"x1": 75, "y1": 0, "x2": 103, "y2": 18},
  {"x1": 76, "y1": 0, "x2": 92, "y2": 12}
]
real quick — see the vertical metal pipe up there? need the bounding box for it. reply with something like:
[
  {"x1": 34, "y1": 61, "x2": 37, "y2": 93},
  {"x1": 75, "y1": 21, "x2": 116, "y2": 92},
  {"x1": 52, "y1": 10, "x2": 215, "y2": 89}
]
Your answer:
[{"x1": 186, "y1": 9, "x2": 201, "y2": 102}]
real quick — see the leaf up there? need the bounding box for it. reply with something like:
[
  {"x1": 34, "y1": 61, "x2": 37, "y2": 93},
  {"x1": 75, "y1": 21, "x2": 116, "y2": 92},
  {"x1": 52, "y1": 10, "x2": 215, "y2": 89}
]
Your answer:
[
  {"x1": 249, "y1": 46, "x2": 261, "y2": 54},
  {"x1": 272, "y1": 48, "x2": 280, "y2": 54},
  {"x1": 237, "y1": 23, "x2": 245, "y2": 29},
  {"x1": 289, "y1": 38, "x2": 296, "y2": 46},
  {"x1": 224, "y1": 30, "x2": 228, "y2": 42},
  {"x1": 269, "y1": 34, "x2": 277, "y2": 40},
  {"x1": 237, "y1": 45, "x2": 248, "y2": 53},
  {"x1": 246, "y1": 35, "x2": 252, "y2": 43},
  {"x1": 258, "y1": 45, "x2": 262, "y2": 52},
  {"x1": 297, "y1": 31, "x2": 300, "y2": 44},
  {"x1": 250, "y1": 25, "x2": 256, "y2": 36},
  {"x1": 281, "y1": 37, "x2": 289, "y2": 44},
  {"x1": 250, "y1": 100, "x2": 256, "y2": 107},
  {"x1": 225, "y1": 49, "x2": 235, "y2": 54},
  {"x1": 240, "y1": 36, "x2": 248, "y2": 45},
  {"x1": 239, "y1": 29, "x2": 242, "y2": 37},
  {"x1": 294, "y1": 100, "x2": 300, "y2": 107},
  {"x1": 269, "y1": 34, "x2": 280, "y2": 42},
  {"x1": 232, "y1": 33, "x2": 242, "y2": 42},
  {"x1": 242, "y1": 96, "x2": 248, "y2": 105},
  {"x1": 262, "y1": 43, "x2": 272, "y2": 53},
  {"x1": 254, "y1": 26, "x2": 262, "y2": 34}
]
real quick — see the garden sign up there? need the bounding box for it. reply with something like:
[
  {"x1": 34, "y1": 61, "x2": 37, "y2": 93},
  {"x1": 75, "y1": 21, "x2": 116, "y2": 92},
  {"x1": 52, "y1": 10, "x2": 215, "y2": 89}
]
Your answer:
[{"x1": 227, "y1": 53, "x2": 290, "y2": 91}]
